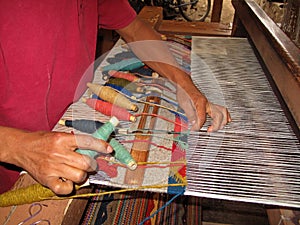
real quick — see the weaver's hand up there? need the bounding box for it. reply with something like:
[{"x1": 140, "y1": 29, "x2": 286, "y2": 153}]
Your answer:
[
  {"x1": 206, "y1": 102, "x2": 231, "y2": 132},
  {"x1": 0, "y1": 127, "x2": 112, "y2": 195},
  {"x1": 177, "y1": 86, "x2": 231, "y2": 132}
]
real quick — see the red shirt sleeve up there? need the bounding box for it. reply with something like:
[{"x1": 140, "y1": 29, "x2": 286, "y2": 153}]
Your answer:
[{"x1": 98, "y1": 0, "x2": 137, "y2": 30}]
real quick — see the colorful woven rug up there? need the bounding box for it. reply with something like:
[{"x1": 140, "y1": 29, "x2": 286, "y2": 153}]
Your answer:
[{"x1": 80, "y1": 186, "x2": 201, "y2": 225}]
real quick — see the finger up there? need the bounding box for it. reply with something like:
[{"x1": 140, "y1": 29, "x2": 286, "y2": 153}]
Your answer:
[
  {"x1": 207, "y1": 104, "x2": 231, "y2": 132},
  {"x1": 227, "y1": 110, "x2": 232, "y2": 123},
  {"x1": 46, "y1": 177, "x2": 74, "y2": 195},
  {"x1": 55, "y1": 149, "x2": 99, "y2": 173},
  {"x1": 70, "y1": 134, "x2": 113, "y2": 154},
  {"x1": 219, "y1": 108, "x2": 231, "y2": 129},
  {"x1": 188, "y1": 98, "x2": 207, "y2": 131},
  {"x1": 58, "y1": 164, "x2": 88, "y2": 184},
  {"x1": 182, "y1": 99, "x2": 198, "y2": 127},
  {"x1": 207, "y1": 111, "x2": 223, "y2": 132}
]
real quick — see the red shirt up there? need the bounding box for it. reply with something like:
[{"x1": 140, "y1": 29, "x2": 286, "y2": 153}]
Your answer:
[{"x1": 0, "y1": 0, "x2": 136, "y2": 193}]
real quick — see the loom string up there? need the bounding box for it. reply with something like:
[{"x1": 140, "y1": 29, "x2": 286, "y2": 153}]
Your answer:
[
  {"x1": 134, "y1": 96, "x2": 185, "y2": 117},
  {"x1": 134, "y1": 113, "x2": 188, "y2": 129},
  {"x1": 115, "y1": 132, "x2": 189, "y2": 146},
  {"x1": 109, "y1": 74, "x2": 176, "y2": 93},
  {"x1": 58, "y1": 119, "x2": 192, "y2": 136},
  {"x1": 98, "y1": 157, "x2": 186, "y2": 168},
  {"x1": 50, "y1": 183, "x2": 187, "y2": 200},
  {"x1": 89, "y1": 83, "x2": 183, "y2": 117},
  {"x1": 132, "y1": 72, "x2": 163, "y2": 80},
  {"x1": 137, "y1": 190, "x2": 184, "y2": 225},
  {"x1": 99, "y1": 71, "x2": 177, "y2": 102},
  {"x1": 119, "y1": 139, "x2": 173, "y2": 151},
  {"x1": 107, "y1": 83, "x2": 185, "y2": 117},
  {"x1": 138, "y1": 82, "x2": 176, "y2": 93},
  {"x1": 133, "y1": 90, "x2": 180, "y2": 108}
]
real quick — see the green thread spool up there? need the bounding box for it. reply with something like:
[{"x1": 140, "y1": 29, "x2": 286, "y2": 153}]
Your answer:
[
  {"x1": 76, "y1": 117, "x2": 119, "y2": 158},
  {"x1": 76, "y1": 117, "x2": 137, "y2": 170},
  {"x1": 109, "y1": 138, "x2": 137, "y2": 170},
  {"x1": 102, "y1": 58, "x2": 144, "y2": 72}
]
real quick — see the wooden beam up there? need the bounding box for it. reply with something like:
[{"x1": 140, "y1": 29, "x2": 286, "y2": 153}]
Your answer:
[
  {"x1": 267, "y1": 208, "x2": 298, "y2": 225},
  {"x1": 158, "y1": 20, "x2": 231, "y2": 36},
  {"x1": 137, "y1": 6, "x2": 163, "y2": 29},
  {"x1": 211, "y1": 0, "x2": 224, "y2": 22}
]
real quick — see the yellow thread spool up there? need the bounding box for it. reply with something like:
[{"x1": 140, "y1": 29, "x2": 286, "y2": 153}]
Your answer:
[
  {"x1": 0, "y1": 183, "x2": 55, "y2": 207},
  {"x1": 87, "y1": 82, "x2": 138, "y2": 112}
]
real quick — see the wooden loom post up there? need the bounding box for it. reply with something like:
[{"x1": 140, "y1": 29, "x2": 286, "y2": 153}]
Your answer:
[{"x1": 124, "y1": 95, "x2": 161, "y2": 185}]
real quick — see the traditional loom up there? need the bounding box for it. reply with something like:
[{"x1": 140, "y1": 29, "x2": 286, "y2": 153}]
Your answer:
[
  {"x1": 75, "y1": 35, "x2": 299, "y2": 209},
  {"x1": 53, "y1": 34, "x2": 300, "y2": 209},
  {"x1": 0, "y1": 1, "x2": 299, "y2": 224}
]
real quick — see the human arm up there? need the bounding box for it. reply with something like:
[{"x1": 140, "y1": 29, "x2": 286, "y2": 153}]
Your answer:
[
  {"x1": 116, "y1": 17, "x2": 231, "y2": 131},
  {"x1": 0, "y1": 126, "x2": 112, "y2": 195}
]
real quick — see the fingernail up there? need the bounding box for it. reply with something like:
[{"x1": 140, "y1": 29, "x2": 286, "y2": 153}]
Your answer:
[
  {"x1": 107, "y1": 145, "x2": 113, "y2": 153},
  {"x1": 207, "y1": 127, "x2": 213, "y2": 133},
  {"x1": 190, "y1": 120, "x2": 196, "y2": 125}
]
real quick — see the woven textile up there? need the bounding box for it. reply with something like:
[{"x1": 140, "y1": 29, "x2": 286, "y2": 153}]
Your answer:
[{"x1": 80, "y1": 187, "x2": 201, "y2": 225}]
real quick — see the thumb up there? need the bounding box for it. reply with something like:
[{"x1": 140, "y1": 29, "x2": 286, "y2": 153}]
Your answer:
[{"x1": 46, "y1": 177, "x2": 74, "y2": 195}]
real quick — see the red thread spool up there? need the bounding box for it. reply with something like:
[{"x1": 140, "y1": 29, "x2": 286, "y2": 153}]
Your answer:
[
  {"x1": 108, "y1": 70, "x2": 139, "y2": 82},
  {"x1": 83, "y1": 98, "x2": 136, "y2": 122}
]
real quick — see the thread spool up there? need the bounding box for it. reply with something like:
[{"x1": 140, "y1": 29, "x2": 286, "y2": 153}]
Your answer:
[
  {"x1": 75, "y1": 117, "x2": 137, "y2": 170},
  {"x1": 83, "y1": 98, "x2": 136, "y2": 122},
  {"x1": 59, "y1": 119, "x2": 105, "y2": 134},
  {"x1": 102, "y1": 58, "x2": 144, "y2": 72},
  {"x1": 87, "y1": 82, "x2": 138, "y2": 112},
  {"x1": 0, "y1": 183, "x2": 55, "y2": 207},
  {"x1": 130, "y1": 66, "x2": 154, "y2": 77},
  {"x1": 109, "y1": 138, "x2": 137, "y2": 170},
  {"x1": 107, "y1": 78, "x2": 145, "y2": 93},
  {"x1": 108, "y1": 70, "x2": 140, "y2": 82},
  {"x1": 76, "y1": 117, "x2": 119, "y2": 158},
  {"x1": 105, "y1": 83, "x2": 134, "y2": 97}
]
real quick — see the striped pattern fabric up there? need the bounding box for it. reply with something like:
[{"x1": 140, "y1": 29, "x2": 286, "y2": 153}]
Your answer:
[{"x1": 80, "y1": 186, "x2": 201, "y2": 225}]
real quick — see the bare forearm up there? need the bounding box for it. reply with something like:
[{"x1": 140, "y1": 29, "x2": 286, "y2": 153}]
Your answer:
[
  {"x1": 116, "y1": 17, "x2": 197, "y2": 89},
  {"x1": 116, "y1": 17, "x2": 231, "y2": 131},
  {"x1": 0, "y1": 126, "x2": 28, "y2": 165}
]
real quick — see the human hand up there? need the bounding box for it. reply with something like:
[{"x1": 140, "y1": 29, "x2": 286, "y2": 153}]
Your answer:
[
  {"x1": 177, "y1": 86, "x2": 231, "y2": 132},
  {"x1": 206, "y1": 102, "x2": 231, "y2": 132},
  {"x1": 7, "y1": 130, "x2": 112, "y2": 195}
]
